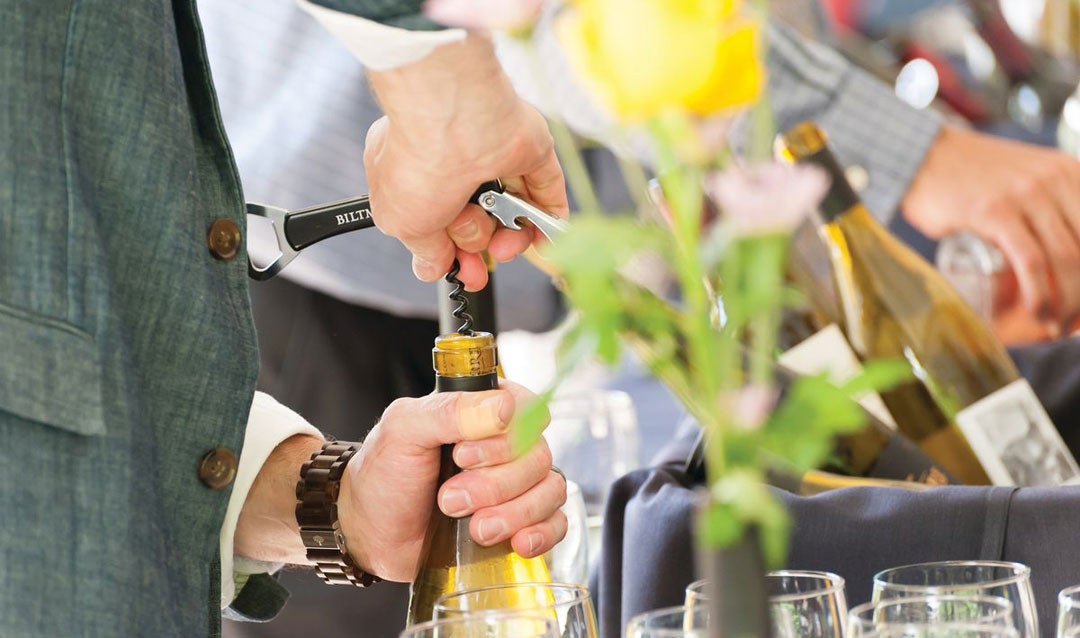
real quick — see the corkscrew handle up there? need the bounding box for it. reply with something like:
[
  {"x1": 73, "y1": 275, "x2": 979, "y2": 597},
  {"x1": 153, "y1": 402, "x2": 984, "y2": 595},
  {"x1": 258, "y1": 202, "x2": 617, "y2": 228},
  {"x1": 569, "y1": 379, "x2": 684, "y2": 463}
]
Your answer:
[{"x1": 245, "y1": 179, "x2": 557, "y2": 281}]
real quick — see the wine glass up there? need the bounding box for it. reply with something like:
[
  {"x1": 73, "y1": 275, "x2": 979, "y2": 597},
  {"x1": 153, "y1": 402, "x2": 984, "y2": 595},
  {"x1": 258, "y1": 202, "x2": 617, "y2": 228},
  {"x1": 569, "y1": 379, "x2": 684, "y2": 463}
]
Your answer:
[
  {"x1": 545, "y1": 389, "x2": 641, "y2": 558},
  {"x1": 847, "y1": 595, "x2": 1016, "y2": 638},
  {"x1": 872, "y1": 561, "x2": 1038, "y2": 638},
  {"x1": 854, "y1": 625, "x2": 1019, "y2": 638},
  {"x1": 433, "y1": 582, "x2": 599, "y2": 638},
  {"x1": 626, "y1": 605, "x2": 711, "y2": 638},
  {"x1": 767, "y1": 571, "x2": 848, "y2": 638},
  {"x1": 545, "y1": 479, "x2": 589, "y2": 585},
  {"x1": 684, "y1": 570, "x2": 847, "y2": 638},
  {"x1": 1057, "y1": 583, "x2": 1080, "y2": 638},
  {"x1": 400, "y1": 613, "x2": 559, "y2": 638}
]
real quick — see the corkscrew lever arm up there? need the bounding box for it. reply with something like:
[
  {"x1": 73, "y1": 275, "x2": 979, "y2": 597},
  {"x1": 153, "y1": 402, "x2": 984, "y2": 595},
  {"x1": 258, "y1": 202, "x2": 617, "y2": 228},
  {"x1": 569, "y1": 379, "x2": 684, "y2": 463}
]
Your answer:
[{"x1": 475, "y1": 187, "x2": 569, "y2": 243}]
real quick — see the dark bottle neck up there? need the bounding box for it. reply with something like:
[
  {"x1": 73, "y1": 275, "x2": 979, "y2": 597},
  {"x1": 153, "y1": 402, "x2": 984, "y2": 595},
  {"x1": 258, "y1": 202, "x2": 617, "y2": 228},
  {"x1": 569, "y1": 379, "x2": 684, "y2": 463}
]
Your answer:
[
  {"x1": 800, "y1": 147, "x2": 861, "y2": 223},
  {"x1": 435, "y1": 373, "x2": 499, "y2": 393}
]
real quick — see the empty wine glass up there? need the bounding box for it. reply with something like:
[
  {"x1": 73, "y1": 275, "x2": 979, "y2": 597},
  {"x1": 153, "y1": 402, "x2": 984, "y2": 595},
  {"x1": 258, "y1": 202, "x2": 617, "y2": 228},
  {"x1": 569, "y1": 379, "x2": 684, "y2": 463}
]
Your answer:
[
  {"x1": 872, "y1": 561, "x2": 1038, "y2": 638},
  {"x1": 767, "y1": 571, "x2": 848, "y2": 638},
  {"x1": 1057, "y1": 583, "x2": 1080, "y2": 638},
  {"x1": 433, "y1": 582, "x2": 598, "y2": 638},
  {"x1": 545, "y1": 389, "x2": 641, "y2": 558},
  {"x1": 626, "y1": 605, "x2": 711, "y2": 638},
  {"x1": 399, "y1": 613, "x2": 559, "y2": 638},
  {"x1": 545, "y1": 480, "x2": 589, "y2": 585},
  {"x1": 684, "y1": 570, "x2": 847, "y2": 638},
  {"x1": 847, "y1": 595, "x2": 1016, "y2": 638},
  {"x1": 855, "y1": 625, "x2": 1019, "y2": 638},
  {"x1": 683, "y1": 579, "x2": 711, "y2": 613}
]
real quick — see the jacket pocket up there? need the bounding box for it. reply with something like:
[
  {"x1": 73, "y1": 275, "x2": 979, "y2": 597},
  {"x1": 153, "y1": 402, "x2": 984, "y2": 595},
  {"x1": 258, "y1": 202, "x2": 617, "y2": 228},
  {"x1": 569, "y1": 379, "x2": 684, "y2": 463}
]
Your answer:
[{"x1": 0, "y1": 302, "x2": 105, "y2": 436}]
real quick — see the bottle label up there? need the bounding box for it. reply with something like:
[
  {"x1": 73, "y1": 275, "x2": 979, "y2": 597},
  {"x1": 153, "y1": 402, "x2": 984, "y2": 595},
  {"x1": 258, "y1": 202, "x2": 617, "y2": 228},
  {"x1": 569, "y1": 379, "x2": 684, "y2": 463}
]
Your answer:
[
  {"x1": 955, "y1": 379, "x2": 1080, "y2": 486},
  {"x1": 778, "y1": 324, "x2": 897, "y2": 429}
]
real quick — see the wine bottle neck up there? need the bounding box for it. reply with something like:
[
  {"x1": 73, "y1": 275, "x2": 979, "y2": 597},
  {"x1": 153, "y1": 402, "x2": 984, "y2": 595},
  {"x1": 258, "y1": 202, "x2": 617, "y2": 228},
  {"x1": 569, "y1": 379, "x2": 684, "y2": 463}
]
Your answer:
[
  {"x1": 800, "y1": 147, "x2": 861, "y2": 223},
  {"x1": 435, "y1": 373, "x2": 499, "y2": 393}
]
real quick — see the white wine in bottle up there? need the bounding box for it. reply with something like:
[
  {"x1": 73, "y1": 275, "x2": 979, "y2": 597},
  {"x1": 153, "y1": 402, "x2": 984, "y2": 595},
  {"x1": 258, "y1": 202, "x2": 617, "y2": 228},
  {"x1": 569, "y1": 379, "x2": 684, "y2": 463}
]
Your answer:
[
  {"x1": 406, "y1": 332, "x2": 551, "y2": 625},
  {"x1": 779, "y1": 121, "x2": 1080, "y2": 487}
]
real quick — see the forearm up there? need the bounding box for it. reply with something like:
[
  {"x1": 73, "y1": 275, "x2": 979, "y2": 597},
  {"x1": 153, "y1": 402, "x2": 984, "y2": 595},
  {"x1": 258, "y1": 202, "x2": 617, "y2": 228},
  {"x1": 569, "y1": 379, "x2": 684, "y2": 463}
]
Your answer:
[
  {"x1": 765, "y1": 23, "x2": 942, "y2": 221},
  {"x1": 365, "y1": 33, "x2": 520, "y2": 173},
  {"x1": 233, "y1": 434, "x2": 328, "y2": 564}
]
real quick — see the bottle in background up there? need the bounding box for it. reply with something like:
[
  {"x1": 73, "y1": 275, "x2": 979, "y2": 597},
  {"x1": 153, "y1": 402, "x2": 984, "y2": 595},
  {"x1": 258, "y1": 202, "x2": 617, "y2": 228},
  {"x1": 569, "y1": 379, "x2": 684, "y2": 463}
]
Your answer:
[
  {"x1": 780, "y1": 120, "x2": 1080, "y2": 487},
  {"x1": 784, "y1": 212, "x2": 956, "y2": 487},
  {"x1": 406, "y1": 332, "x2": 552, "y2": 625}
]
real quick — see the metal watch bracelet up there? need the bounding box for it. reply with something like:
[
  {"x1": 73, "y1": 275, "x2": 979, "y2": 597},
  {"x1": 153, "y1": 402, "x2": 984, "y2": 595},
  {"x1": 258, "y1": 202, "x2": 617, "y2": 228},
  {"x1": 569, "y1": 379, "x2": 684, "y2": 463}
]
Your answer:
[{"x1": 295, "y1": 440, "x2": 380, "y2": 587}]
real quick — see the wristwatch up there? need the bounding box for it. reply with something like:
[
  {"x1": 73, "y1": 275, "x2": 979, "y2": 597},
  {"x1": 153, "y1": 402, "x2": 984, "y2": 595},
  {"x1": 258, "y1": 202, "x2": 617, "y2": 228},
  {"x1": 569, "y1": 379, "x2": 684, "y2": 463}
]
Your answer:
[{"x1": 295, "y1": 440, "x2": 380, "y2": 587}]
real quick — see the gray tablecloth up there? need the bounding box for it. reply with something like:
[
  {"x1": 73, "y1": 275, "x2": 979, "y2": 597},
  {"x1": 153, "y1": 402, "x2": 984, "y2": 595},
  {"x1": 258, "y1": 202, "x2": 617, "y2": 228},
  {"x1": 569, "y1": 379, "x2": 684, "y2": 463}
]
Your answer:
[{"x1": 593, "y1": 461, "x2": 1080, "y2": 638}]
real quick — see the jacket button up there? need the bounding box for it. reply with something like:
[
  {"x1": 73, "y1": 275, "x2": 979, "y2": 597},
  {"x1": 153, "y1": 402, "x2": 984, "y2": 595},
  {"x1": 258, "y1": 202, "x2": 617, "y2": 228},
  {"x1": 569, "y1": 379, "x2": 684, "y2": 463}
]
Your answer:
[
  {"x1": 207, "y1": 218, "x2": 241, "y2": 261},
  {"x1": 198, "y1": 448, "x2": 237, "y2": 490}
]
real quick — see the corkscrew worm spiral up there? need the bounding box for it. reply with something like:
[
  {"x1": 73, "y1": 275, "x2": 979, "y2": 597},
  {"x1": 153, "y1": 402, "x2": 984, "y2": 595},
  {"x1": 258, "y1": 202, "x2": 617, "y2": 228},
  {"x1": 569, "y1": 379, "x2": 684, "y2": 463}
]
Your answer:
[{"x1": 444, "y1": 259, "x2": 474, "y2": 335}]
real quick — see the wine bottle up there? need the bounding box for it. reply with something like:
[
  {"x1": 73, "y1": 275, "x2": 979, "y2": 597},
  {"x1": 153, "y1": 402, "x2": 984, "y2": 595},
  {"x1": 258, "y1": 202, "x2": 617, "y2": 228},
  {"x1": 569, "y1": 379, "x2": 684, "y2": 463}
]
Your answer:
[
  {"x1": 406, "y1": 332, "x2": 551, "y2": 625},
  {"x1": 637, "y1": 184, "x2": 957, "y2": 488},
  {"x1": 779, "y1": 120, "x2": 1080, "y2": 487}
]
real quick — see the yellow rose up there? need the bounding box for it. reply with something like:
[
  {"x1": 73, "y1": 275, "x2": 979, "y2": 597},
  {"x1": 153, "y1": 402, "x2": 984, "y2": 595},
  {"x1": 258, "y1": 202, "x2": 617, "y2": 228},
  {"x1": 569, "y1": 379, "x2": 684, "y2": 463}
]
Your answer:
[{"x1": 557, "y1": 0, "x2": 764, "y2": 122}]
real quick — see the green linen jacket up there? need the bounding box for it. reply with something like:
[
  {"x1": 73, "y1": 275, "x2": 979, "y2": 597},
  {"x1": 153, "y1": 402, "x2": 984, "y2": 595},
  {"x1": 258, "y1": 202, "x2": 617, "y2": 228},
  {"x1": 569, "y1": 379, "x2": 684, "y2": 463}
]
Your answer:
[{"x1": 0, "y1": 0, "x2": 426, "y2": 636}]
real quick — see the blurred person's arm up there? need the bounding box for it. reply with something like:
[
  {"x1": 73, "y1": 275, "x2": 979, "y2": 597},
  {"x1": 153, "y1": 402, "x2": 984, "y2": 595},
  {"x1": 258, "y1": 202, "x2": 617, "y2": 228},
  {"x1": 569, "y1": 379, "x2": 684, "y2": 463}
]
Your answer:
[
  {"x1": 769, "y1": 24, "x2": 1080, "y2": 331},
  {"x1": 298, "y1": 0, "x2": 568, "y2": 291}
]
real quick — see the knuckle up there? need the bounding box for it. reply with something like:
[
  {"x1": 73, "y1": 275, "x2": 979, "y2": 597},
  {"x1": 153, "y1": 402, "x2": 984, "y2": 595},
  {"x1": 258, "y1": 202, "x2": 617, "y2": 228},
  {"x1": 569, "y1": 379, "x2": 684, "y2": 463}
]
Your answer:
[
  {"x1": 380, "y1": 397, "x2": 412, "y2": 427},
  {"x1": 532, "y1": 443, "x2": 553, "y2": 473},
  {"x1": 552, "y1": 511, "x2": 569, "y2": 541},
  {"x1": 1019, "y1": 250, "x2": 1046, "y2": 273},
  {"x1": 1015, "y1": 177, "x2": 1041, "y2": 199},
  {"x1": 437, "y1": 393, "x2": 463, "y2": 432},
  {"x1": 473, "y1": 475, "x2": 503, "y2": 508},
  {"x1": 552, "y1": 473, "x2": 568, "y2": 506},
  {"x1": 520, "y1": 496, "x2": 543, "y2": 525}
]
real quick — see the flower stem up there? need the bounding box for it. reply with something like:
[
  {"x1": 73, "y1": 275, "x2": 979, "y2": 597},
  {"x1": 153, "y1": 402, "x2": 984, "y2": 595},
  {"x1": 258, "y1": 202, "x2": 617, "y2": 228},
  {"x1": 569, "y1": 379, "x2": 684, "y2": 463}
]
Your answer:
[
  {"x1": 748, "y1": 0, "x2": 775, "y2": 164},
  {"x1": 548, "y1": 116, "x2": 602, "y2": 213}
]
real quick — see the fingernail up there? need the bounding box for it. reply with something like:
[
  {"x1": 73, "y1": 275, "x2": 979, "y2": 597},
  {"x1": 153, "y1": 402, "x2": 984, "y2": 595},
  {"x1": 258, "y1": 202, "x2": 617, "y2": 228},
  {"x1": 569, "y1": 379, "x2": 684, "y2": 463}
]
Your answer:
[
  {"x1": 526, "y1": 532, "x2": 544, "y2": 556},
  {"x1": 454, "y1": 444, "x2": 483, "y2": 468},
  {"x1": 477, "y1": 517, "x2": 508, "y2": 544},
  {"x1": 413, "y1": 257, "x2": 436, "y2": 280},
  {"x1": 440, "y1": 489, "x2": 472, "y2": 517},
  {"x1": 451, "y1": 220, "x2": 480, "y2": 242},
  {"x1": 459, "y1": 395, "x2": 510, "y2": 439}
]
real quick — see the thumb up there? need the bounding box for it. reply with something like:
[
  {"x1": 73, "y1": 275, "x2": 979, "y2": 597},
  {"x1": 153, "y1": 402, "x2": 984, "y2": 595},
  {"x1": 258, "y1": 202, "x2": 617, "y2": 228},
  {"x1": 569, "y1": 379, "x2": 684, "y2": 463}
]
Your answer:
[{"x1": 380, "y1": 389, "x2": 516, "y2": 450}]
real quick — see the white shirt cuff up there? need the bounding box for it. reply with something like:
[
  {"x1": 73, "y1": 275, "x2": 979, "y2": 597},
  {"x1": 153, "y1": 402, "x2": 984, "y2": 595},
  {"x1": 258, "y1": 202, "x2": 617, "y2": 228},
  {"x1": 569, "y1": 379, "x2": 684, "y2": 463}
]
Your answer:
[
  {"x1": 297, "y1": 0, "x2": 466, "y2": 70},
  {"x1": 219, "y1": 391, "x2": 323, "y2": 609}
]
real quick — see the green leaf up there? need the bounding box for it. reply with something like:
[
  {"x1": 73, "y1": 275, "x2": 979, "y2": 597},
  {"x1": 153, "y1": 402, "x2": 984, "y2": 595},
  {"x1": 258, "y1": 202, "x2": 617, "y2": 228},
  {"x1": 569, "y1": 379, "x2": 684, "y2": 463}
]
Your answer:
[
  {"x1": 840, "y1": 358, "x2": 913, "y2": 396},
  {"x1": 511, "y1": 388, "x2": 555, "y2": 456},
  {"x1": 700, "y1": 470, "x2": 791, "y2": 566},
  {"x1": 697, "y1": 500, "x2": 745, "y2": 549},
  {"x1": 762, "y1": 375, "x2": 868, "y2": 473}
]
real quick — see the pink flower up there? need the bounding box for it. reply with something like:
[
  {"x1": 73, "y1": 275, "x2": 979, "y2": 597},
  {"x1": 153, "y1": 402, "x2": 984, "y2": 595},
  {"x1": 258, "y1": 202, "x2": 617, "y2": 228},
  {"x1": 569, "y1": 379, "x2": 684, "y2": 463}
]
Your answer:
[
  {"x1": 707, "y1": 162, "x2": 828, "y2": 237},
  {"x1": 422, "y1": 0, "x2": 543, "y2": 31},
  {"x1": 721, "y1": 384, "x2": 778, "y2": 432}
]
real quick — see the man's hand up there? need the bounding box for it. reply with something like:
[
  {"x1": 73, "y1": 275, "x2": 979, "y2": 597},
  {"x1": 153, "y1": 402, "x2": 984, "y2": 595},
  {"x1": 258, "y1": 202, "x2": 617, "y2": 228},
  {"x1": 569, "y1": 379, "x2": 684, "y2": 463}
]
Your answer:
[
  {"x1": 338, "y1": 381, "x2": 566, "y2": 582},
  {"x1": 902, "y1": 125, "x2": 1080, "y2": 330},
  {"x1": 364, "y1": 34, "x2": 568, "y2": 290}
]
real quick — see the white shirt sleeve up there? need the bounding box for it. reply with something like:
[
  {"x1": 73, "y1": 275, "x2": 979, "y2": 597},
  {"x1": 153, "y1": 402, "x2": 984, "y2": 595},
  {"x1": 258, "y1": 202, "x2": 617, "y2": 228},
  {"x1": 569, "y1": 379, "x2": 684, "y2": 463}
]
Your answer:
[
  {"x1": 297, "y1": 0, "x2": 466, "y2": 70},
  {"x1": 219, "y1": 391, "x2": 324, "y2": 609}
]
